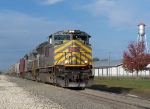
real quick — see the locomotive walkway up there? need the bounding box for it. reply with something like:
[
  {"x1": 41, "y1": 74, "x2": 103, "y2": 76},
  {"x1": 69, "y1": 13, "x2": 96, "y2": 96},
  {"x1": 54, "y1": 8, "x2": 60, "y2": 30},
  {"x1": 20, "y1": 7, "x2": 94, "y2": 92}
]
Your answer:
[{"x1": 0, "y1": 75, "x2": 150, "y2": 109}]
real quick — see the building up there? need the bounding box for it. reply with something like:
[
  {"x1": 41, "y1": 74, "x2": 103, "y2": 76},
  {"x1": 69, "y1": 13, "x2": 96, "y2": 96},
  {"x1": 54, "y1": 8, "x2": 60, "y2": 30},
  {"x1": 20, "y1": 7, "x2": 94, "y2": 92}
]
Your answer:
[{"x1": 93, "y1": 59, "x2": 150, "y2": 77}]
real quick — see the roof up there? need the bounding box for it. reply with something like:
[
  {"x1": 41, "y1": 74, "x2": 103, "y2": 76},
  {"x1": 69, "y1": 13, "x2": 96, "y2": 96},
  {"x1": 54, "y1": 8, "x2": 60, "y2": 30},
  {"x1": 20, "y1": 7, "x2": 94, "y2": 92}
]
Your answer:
[
  {"x1": 138, "y1": 22, "x2": 145, "y2": 26},
  {"x1": 93, "y1": 59, "x2": 122, "y2": 68},
  {"x1": 146, "y1": 64, "x2": 150, "y2": 68}
]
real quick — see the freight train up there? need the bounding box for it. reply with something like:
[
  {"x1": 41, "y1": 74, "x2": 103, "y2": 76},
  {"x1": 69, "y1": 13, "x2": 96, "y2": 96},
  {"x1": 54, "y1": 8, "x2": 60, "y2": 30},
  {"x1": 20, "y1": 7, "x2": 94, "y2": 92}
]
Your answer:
[{"x1": 5, "y1": 30, "x2": 94, "y2": 88}]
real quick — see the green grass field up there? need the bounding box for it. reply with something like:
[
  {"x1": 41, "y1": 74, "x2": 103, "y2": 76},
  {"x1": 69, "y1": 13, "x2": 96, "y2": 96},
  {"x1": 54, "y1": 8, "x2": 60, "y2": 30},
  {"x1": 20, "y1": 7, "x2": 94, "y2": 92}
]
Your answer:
[{"x1": 92, "y1": 77, "x2": 150, "y2": 98}]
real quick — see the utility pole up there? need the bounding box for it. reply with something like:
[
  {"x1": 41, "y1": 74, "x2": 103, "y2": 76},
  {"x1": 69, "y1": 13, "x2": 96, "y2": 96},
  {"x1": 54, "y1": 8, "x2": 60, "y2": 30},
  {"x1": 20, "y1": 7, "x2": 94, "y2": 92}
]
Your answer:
[{"x1": 109, "y1": 52, "x2": 111, "y2": 78}]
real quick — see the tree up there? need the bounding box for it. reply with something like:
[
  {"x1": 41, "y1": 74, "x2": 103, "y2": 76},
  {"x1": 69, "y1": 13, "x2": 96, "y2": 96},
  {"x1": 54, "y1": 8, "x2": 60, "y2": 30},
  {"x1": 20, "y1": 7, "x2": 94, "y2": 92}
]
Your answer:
[
  {"x1": 92, "y1": 57, "x2": 100, "y2": 61},
  {"x1": 122, "y1": 41, "x2": 150, "y2": 76}
]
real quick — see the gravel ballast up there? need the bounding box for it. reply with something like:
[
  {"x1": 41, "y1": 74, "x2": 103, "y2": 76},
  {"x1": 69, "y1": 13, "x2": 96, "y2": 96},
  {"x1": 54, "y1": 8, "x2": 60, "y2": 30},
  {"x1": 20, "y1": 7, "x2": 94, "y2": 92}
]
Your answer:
[
  {"x1": 0, "y1": 75, "x2": 110, "y2": 109},
  {"x1": 0, "y1": 75, "x2": 63, "y2": 109}
]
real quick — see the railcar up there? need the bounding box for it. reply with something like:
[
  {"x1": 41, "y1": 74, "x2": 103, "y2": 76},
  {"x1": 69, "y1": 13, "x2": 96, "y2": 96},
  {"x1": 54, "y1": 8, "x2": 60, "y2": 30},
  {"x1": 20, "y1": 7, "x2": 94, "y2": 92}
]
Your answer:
[{"x1": 8, "y1": 30, "x2": 94, "y2": 88}]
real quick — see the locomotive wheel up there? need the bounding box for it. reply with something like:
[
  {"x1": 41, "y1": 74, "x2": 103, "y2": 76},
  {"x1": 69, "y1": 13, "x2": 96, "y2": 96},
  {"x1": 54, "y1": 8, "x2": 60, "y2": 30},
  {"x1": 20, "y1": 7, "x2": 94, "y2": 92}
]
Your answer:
[
  {"x1": 49, "y1": 73, "x2": 53, "y2": 83},
  {"x1": 41, "y1": 80, "x2": 45, "y2": 83},
  {"x1": 53, "y1": 74, "x2": 56, "y2": 84},
  {"x1": 81, "y1": 87, "x2": 85, "y2": 90},
  {"x1": 65, "y1": 76, "x2": 69, "y2": 87},
  {"x1": 36, "y1": 75, "x2": 41, "y2": 82}
]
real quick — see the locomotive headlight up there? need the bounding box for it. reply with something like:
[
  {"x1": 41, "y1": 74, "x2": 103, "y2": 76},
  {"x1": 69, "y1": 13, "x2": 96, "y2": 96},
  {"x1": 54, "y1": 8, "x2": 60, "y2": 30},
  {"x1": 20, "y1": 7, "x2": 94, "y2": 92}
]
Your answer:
[
  {"x1": 64, "y1": 60, "x2": 69, "y2": 64},
  {"x1": 68, "y1": 30, "x2": 74, "y2": 33},
  {"x1": 85, "y1": 60, "x2": 88, "y2": 63},
  {"x1": 68, "y1": 30, "x2": 81, "y2": 34}
]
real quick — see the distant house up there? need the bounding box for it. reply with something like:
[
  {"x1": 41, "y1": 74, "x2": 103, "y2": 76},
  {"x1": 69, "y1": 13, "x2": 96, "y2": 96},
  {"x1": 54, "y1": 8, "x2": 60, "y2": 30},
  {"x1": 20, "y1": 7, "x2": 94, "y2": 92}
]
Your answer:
[{"x1": 92, "y1": 59, "x2": 150, "y2": 77}]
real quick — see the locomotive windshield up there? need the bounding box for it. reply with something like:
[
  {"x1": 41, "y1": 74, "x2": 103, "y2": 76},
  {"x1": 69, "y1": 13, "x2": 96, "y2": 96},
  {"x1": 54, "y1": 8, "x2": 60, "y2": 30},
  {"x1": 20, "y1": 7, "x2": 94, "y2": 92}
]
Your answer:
[
  {"x1": 73, "y1": 35, "x2": 89, "y2": 44},
  {"x1": 54, "y1": 35, "x2": 70, "y2": 40}
]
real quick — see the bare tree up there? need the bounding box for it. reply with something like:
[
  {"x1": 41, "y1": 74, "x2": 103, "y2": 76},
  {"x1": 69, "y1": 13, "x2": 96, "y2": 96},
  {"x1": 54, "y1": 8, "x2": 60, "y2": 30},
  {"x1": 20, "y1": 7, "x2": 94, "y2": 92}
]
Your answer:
[
  {"x1": 122, "y1": 41, "x2": 150, "y2": 76},
  {"x1": 92, "y1": 57, "x2": 100, "y2": 61}
]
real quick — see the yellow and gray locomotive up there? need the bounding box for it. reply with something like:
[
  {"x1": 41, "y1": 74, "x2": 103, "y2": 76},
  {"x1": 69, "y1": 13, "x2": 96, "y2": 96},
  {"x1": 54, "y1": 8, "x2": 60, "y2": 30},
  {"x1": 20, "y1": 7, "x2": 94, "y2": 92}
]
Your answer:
[{"x1": 23, "y1": 30, "x2": 94, "y2": 88}]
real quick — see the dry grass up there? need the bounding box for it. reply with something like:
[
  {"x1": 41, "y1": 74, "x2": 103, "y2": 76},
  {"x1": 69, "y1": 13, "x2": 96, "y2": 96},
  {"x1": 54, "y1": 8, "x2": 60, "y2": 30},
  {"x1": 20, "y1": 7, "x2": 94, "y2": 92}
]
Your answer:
[
  {"x1": 93, "y1": 77, "x2": 150, "y2": 99},
  {"x1": 128, "y1": 89, "x2": 150, "y2": 99}
]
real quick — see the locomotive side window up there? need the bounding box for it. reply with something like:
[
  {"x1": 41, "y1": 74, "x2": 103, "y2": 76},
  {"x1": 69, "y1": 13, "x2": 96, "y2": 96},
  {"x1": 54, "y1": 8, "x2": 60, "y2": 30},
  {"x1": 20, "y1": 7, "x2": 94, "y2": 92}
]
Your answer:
[{"x1": 54, "y1": 35, "x2": 70, "y2": 40}]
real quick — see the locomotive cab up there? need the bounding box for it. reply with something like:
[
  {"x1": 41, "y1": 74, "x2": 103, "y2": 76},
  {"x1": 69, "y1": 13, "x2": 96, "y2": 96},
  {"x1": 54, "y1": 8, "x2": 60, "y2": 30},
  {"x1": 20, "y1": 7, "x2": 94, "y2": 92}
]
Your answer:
[{"x1": 48, "y1": 30, "x2": 90, "y2": 45}]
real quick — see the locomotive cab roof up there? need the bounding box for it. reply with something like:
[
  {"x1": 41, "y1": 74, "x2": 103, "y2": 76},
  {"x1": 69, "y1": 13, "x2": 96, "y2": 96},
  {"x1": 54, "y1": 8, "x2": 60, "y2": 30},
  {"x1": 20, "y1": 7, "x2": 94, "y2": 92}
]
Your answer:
[{"x1": 48, "y1": 30, "x2": 91, "y2": 38}]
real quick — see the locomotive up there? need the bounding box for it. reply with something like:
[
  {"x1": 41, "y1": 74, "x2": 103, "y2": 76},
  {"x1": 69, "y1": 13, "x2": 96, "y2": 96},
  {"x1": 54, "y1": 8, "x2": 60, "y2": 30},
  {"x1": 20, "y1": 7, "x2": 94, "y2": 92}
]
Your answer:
[{"x1": 6, "y1": 30, "x2": 94, "y2": 88}]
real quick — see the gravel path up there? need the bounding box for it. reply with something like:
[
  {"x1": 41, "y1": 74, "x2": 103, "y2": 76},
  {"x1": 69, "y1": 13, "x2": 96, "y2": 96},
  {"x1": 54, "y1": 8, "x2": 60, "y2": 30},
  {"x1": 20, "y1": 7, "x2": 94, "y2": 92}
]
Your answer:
[
  {"x1": 0, "y1": 75, "x2": 110, "y2": 109},
  {"x1": 0, "y1": 75, "x2": 63, "y2": 109},
  {"x1": 1, "y1": 75, "x2": 150, "y2": 109}
]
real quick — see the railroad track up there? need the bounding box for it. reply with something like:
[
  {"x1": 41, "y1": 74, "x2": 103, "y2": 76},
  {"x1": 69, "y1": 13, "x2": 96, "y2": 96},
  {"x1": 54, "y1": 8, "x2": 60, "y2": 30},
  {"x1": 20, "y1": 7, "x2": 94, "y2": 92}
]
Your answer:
[{"x1": 72, "y1": 89, "x2": 150, "y2": 109}]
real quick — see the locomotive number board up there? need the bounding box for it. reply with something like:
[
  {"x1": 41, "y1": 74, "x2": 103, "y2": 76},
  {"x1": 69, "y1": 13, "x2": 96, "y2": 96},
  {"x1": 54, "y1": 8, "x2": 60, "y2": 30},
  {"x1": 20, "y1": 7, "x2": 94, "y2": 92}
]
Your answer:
[{"x1": 68, "y1": 47, "x2": 80, "y2": 52}]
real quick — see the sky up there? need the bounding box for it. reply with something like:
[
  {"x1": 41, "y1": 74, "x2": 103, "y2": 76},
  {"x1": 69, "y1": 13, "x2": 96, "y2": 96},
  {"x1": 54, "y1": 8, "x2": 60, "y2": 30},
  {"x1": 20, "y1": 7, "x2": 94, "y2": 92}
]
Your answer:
[{"x1": 0, "y1": 0, "x2": 150, "y2": 70}]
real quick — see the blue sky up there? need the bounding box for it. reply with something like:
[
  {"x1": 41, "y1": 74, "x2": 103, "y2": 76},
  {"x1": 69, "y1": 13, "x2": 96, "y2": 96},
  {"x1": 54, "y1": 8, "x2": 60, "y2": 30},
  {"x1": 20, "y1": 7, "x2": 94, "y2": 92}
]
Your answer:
[{"x1": 0, "y1": 0, "x2": 150, "y2": 70}]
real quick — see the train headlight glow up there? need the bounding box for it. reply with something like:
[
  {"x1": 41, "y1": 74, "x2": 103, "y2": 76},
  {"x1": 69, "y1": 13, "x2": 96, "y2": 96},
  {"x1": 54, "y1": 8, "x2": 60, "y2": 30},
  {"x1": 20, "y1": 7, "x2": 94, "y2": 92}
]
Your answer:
[
  {"x1": 85, "y1": 60, "x2": 88, "y2": 63},
  {"x1": 68, "y1": 30, "x2": 74, "y2": 33},
  {"x1": 64, "y1": 60, "x2": 69, "y2": 64},
  {"x1": 68, "y1": 30, "x2": 81, "y2": 34}
]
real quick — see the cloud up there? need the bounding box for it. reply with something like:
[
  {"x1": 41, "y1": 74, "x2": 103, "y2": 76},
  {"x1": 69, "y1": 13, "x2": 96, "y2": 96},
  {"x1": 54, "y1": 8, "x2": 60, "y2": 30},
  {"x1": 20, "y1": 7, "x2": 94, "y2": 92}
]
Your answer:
[
  {"x1": 0, "y1": 10, "x2": 57, "y2": 70},
  {"x1": 82, "y1": 0, "x2": 142, "y2": 28},
  {"x1": 0, "y1": 10, "x2": 58, "y2": 50},
  {"x1": 0, "y1": 10, "x2": 54, "y2": 36},
  {"x1": 39, "y1": 0, "x2": 63, "y2": 5}
]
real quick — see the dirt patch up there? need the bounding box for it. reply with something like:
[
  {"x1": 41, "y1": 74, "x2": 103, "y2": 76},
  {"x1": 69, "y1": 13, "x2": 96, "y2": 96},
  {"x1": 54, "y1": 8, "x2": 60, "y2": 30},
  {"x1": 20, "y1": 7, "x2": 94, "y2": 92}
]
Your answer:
[
  {"x1": 89, "y1": 84, "x2": 150, "y2": 99},
  {"x1": 89, "y1": 84, "x2": 132, "y2": 93},
  {"x1": 128, "y1": 89, "x2": 150, "y2": 99}
]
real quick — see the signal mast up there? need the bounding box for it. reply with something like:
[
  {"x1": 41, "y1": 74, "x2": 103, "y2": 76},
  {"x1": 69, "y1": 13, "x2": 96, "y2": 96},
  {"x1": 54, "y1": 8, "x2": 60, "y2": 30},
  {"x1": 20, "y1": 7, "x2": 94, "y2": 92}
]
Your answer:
[{"x1": 137, "y1": 22, "x2": 148, "y2": 53}]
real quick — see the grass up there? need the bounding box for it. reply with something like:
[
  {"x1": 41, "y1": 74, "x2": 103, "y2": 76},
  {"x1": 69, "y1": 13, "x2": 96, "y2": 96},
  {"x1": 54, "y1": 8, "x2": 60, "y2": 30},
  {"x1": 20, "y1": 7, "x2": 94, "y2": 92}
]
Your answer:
[{"x1": 91, "y1": 76, "x2": 150, "y2": 99}]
